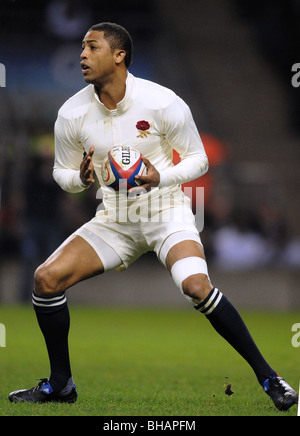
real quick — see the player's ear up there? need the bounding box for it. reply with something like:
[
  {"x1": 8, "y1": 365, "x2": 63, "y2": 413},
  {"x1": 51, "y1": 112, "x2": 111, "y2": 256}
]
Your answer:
[{"x1": 114, "y1": 49, "x2": 126, "y2": 66}]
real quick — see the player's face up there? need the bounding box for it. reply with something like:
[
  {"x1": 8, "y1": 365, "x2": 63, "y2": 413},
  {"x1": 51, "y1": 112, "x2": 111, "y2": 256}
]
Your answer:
[{"x1": 80, "y1": 31, "x2": 117, "y2": 85}]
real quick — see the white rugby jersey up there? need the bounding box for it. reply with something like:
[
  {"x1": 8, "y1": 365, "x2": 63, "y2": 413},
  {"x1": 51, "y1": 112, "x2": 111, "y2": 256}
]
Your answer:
[{"x1": 53, "y1": 72, "x2": 208, "y2": 207}]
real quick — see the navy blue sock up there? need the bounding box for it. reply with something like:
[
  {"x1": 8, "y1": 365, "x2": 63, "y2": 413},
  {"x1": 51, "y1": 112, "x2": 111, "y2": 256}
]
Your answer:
[
  {"x1": 195, "y1": 288, "x2": 277, "y2": 385},
  {"x1": 32, "y1": 292, "x2": 72, "y2": 392}
]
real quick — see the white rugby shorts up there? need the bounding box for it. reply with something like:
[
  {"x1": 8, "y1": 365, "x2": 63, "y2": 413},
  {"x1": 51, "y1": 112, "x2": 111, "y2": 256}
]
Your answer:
[{"x1": 74, "y1": 189, "x2": 202, "y2": 271}]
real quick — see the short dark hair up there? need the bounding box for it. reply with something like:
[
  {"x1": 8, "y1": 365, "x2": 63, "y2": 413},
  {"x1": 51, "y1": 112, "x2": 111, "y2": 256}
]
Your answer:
[{"x1": 89, "y1": 22, "x2": 133, "y2": 68}]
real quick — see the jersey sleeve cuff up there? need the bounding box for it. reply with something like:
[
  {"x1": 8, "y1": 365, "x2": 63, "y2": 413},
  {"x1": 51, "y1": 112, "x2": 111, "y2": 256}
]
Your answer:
[
  {"x1": 158, "y1": 172, "x2": 166, "y2": 188},
  {"x1": 77, "y1": 171, "x2": 90, "y2": 189}
]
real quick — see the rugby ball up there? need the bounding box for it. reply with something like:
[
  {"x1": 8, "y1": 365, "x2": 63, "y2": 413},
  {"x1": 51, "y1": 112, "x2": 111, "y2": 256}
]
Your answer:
[{"x1": 101, "y1": 146, "x2": 147, "y2": 191}]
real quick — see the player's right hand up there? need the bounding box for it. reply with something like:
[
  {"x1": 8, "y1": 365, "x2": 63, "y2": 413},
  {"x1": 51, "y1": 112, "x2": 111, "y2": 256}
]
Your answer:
[{"x1": 80, "y1": 146, "x2": 95, "y2": 186}]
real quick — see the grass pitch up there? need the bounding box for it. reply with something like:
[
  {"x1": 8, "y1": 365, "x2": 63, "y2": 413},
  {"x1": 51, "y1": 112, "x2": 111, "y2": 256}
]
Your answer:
[{"x1": 0, "y1": 305, "x2": 298, "y2": 416}]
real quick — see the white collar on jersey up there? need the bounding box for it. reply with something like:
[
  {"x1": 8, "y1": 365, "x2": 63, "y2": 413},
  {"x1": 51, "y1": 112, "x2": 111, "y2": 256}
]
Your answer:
[{"x1": 92, "y1": 72, "x2": 135, "y2": 115}]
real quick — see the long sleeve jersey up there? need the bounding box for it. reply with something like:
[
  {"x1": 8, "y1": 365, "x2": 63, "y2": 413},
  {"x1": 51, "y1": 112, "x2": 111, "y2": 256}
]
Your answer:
[{"x1": 53, "y1": 72, "x2": 208, "y2": 209}]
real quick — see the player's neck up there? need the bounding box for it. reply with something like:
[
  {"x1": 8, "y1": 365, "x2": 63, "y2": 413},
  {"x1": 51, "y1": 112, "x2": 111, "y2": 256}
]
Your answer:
[{"x1": 95, "y1": 70, "x2": 127, "y2": 110}]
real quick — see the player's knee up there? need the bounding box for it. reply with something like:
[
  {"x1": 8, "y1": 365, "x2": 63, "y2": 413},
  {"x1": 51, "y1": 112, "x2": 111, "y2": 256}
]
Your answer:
[
  {"x1": 182, "y1": 274, "x2": 212, "y2": 301},
  {"x1": 34, "y1": 263, "x2": 63, "y2": 296},
  {"x1": 170, "y1": 256, "x2": 213, "y2": 303}
]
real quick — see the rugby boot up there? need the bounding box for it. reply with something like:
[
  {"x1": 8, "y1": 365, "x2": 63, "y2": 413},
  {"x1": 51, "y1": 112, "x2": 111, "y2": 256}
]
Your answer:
[
  {"x1": 263, "y1": 376, "x2": 298, "y2": 411},
  {"x1": 9, "y1": 377, "x2": 77, "y2": 403}
]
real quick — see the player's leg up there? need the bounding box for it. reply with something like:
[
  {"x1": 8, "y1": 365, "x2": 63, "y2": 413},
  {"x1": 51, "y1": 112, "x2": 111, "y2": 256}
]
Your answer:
[
  {"x1": 34, "y1": 233, "x2": 106, "y2": 296},
  {"x1": 163, "y1": 236, "x2": 298, "y2": 410},
  {"x1": 9, "y1": 233, "x2": 122, "y2": 403},
  {"x1": 166, "y1": 238, "x2": 277, "y2": 383},
  {"x1": 33, "y1": 235, "x2": 105, "y2": 393}
]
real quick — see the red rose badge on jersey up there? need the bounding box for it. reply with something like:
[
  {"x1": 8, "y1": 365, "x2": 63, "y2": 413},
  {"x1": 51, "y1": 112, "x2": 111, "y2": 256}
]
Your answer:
[{"x1": 136, "y1": 120, "x2": 151, "y2": 138}]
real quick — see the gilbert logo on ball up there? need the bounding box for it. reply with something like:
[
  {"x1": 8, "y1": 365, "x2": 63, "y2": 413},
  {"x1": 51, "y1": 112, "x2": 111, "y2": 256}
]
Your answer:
[{"x1": 101, "y1": 146, "x2": 146, "y2": 191}]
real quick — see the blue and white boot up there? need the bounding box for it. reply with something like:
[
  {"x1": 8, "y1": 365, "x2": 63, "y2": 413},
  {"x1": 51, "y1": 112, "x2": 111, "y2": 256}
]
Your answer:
[
  {"x1": 9, "y1": 378, "x2": 77, "y2": 403},
  {"x1": 263, "y1": 376, "x2": 298, "y2": 411}
]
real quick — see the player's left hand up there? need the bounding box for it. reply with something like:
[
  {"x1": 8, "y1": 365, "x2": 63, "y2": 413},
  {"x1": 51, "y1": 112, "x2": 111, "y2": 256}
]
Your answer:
[{"x1": 131, "y1": 156, "x2": 160, "y2": 193}]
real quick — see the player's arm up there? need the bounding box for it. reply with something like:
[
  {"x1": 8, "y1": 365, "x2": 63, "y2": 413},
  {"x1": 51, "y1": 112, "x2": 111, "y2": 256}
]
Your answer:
[
  {"x1": 53, "y1": 113, "x2": 94, "y2": 192},
  {"x1": 157, "y1": 97, "x2": 208, "y2": 187},
  {"x1": 134, "y1": 98, "x2": 208, "y2": 191}
]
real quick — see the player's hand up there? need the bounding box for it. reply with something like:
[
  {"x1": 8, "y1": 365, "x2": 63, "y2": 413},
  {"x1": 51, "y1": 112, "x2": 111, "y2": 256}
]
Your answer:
[
  {"x1": 80, "y1": 146, "x2": 95, "y2": 186},
  {"x1": 130, "y1": 156, "x2": 160, "y2": 193}
]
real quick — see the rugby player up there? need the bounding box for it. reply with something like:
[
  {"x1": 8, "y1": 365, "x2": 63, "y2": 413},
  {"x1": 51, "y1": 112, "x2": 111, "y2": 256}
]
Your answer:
[{"x1": 9, "y1": 23, "x2": 298, "y2": 411}]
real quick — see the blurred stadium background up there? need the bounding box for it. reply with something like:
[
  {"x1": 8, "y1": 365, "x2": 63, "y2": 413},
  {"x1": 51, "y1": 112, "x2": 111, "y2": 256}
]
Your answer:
[{"x1": 0, "y1": 0, "x2": 300, "y2": 310}]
